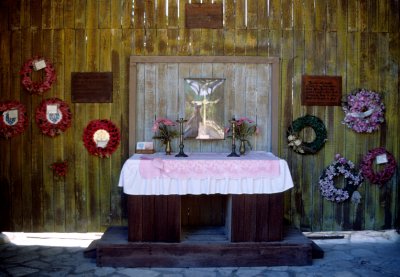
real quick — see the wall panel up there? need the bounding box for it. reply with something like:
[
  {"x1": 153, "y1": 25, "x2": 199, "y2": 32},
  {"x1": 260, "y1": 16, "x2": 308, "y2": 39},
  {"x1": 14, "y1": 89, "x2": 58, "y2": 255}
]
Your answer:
[{"x1": 0, "y1": 0, "x2": 398, "y2": 232}]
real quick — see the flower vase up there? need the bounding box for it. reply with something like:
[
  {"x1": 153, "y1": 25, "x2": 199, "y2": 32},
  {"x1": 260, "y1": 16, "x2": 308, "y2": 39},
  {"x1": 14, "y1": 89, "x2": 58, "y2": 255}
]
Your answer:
[
  {"x1": 239, "y1": 140, "x2": 246, "y2": 155},
  {"x1": 165, "y1": 140, "x2": 172, "y2": 155}
]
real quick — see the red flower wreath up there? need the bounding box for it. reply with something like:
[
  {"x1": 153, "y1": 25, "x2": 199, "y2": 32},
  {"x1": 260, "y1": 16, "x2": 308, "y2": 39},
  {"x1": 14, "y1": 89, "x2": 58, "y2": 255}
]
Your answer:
[
  {"x1": 50, "y1": 160, "x2": 68, "y2": 177},
  {"x1": 360, "y1": 147, "x2": 397, "y2": 186},
  {"x1": 0, "y1": 100, "x2": 28, "y2": 139},
  {"x1": 35, "y1": 98, "x2": 72, "y2": 137},
  {"x1": 19, "y1": 56, "x2": 56, "y2": 95},
  {"x1": 83, "y1": 119, "x2": 120, "y2": 158}
]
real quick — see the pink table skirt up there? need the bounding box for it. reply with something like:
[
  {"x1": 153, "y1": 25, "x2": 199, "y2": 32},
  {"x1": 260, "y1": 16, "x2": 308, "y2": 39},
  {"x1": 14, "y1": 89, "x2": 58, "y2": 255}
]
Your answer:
[{"x1": 118, "y1": 151, "x2": 294, "y2": 195}]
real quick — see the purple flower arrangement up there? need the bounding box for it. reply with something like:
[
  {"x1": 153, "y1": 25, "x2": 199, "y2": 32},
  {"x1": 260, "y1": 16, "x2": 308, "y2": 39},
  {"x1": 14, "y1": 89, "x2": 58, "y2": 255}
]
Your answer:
[
  {"x1": 342, "y1": 89, "x2": 385, "y2": 133},
  {"x1": 319, "y1": 154, "x2": 363, "y2": 203}
]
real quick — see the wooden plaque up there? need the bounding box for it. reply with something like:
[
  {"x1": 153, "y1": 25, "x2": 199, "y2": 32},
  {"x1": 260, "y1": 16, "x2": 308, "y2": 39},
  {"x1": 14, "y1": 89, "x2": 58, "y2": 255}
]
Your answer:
[
  {"x1": 185, "y1": 3, "x2": 223, "y2": 29},
  {"x1": 71, "y1": 72, "x2": 113, "y2": 103},
  {"x1": 301, "y1": 75, "x2": 342, "y2": 106}
]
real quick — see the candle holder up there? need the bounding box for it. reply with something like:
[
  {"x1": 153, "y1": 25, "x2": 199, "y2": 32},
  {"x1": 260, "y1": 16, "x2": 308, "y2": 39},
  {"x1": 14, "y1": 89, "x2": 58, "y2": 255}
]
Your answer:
[
  {"x1": 175, "y1": 118, "x2": 188, "y2": 157},
  {"x1": 227, "y1": 118, "x2": 240, "y2": 157}
]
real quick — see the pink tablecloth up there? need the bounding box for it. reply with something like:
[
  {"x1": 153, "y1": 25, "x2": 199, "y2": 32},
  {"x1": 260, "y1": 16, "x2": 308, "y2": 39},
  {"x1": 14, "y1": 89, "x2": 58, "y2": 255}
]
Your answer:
[
  {"x1": 118, "y1": 151, "x2": 294, "y2": 195},
  {"x1": 138, "y1": 155, "x2": 280, "y2": 179}
]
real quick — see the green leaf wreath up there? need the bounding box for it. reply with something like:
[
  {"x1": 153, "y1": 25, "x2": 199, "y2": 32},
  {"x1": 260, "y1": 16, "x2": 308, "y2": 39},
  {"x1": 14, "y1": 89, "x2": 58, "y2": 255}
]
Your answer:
[{"x1": 287, "y1": 115, "x2": 327, "y2": 154}]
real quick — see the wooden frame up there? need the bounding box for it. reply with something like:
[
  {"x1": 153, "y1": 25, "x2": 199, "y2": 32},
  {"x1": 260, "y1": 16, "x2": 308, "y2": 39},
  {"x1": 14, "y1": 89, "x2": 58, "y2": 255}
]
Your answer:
[{"x1": 129, "y1": 56, "x2": 280, "y2": 156}]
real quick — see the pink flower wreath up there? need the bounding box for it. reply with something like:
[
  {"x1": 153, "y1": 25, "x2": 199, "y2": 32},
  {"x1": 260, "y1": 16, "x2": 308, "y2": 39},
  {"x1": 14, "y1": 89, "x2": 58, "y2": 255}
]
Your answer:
[
  {"x1": 360, "y1": 147, "x2": 397, "y2": 186},
  {"x1": 19, "y1": 56, "x2": 56, "y2": 95},
  {"x1": 342, "y1": 89, "x2": 385, "y2": 133}
]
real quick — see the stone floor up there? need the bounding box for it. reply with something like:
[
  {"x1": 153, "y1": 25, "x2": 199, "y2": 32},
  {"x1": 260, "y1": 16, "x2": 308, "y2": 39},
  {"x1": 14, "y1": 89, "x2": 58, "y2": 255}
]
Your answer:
[{"x1": 1, "y1": 229, "x2": 400, "y2": 276}]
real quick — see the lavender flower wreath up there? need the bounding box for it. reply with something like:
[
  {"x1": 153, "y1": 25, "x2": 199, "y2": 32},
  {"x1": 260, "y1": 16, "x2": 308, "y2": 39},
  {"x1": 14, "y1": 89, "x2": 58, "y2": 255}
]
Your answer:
[
  {"x1": 319, "y1": 154, "x2": 363, "y2": 203},
  {"x1": 342, "y1": 89, "x2": 385, "y2": 133}
]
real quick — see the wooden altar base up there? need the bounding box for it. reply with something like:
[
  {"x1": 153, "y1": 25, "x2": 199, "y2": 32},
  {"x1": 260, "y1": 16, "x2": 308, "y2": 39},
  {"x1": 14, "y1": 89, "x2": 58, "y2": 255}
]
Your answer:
[{"x1": 93, "y1": 226, "x2": 313, "y2": 267}]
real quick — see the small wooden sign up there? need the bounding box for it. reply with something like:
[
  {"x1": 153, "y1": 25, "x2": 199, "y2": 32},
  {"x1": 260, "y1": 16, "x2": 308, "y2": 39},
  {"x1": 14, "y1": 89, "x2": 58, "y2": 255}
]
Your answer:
[
  {"x1": 185, "y1": 3, "x2": 223, "y2": 29},
  {"x1": 301, "y1": 75, "x2": 342, "y2": 106},
  {"x1": 71, "y1": 72, "x2": 113, "y2": 103}
]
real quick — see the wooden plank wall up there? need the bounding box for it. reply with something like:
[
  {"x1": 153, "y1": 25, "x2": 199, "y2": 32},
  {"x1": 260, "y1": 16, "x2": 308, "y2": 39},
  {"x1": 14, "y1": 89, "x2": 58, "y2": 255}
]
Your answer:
[
  {"x1": 135, "y1": 61, "x2": 272, "y2": 153},
  {"x1": 0, "y1": 0, "x2": 399, "y2": 232}
]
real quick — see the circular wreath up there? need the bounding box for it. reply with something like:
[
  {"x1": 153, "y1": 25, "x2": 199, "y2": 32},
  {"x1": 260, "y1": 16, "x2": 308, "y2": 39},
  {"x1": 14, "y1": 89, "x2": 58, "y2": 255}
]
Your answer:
[
  {"x1": 360, "y1": 147, "x2": 397, "y2": 186},
  {"x1": 319, "y1": 154, "x2": 364, "y2": 203},
  {"x1": 287, "y1": 115, "x2": 327, "y2": 154},
  {"x1": 19, "y1": 56, "x2": 56, "y2": 95},
  {"x1": 0, "y1": 100, "x2": 28, "y2": 139},
  {"x1": 35, "y1": 98, "x2": 72, "y2": 137},
  {"x1": 342, "y1": 89, "x2": 385, "y2": 133},
  {"x1": 83, "y1": 119, "x2": 120, "y2": 158}
]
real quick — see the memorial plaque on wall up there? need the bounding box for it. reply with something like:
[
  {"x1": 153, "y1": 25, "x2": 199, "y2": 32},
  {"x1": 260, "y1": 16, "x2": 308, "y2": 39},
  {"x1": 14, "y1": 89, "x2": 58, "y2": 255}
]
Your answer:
[
  {"x1": 185, "y1": 3, "x2": 223, "y2": 29},
  {"x1": 301, "y1": 75, "x2": 342, "y2": 106},
  {"x1": 71, "y1": 72, "x2": 113, "y2": 103}
]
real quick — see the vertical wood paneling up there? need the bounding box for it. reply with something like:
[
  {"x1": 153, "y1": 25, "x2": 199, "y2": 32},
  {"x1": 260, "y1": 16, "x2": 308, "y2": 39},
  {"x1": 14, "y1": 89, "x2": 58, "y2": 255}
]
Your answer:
[
  {"x1": 99, "y1": 29, "x2": 112, "y2": 230},
  {"x1": 74, "y1": 29, "x2": 88, "y2": 232},
  {"x1": 98, "y1": 0, "x2": 111, "y2": 29},
  {"x1": 29, "y1": 29, "x2": 44, "y2": 232},
  {"x1": 86, "y1": 27, "x2": 100, "y2": 231},
  {"x1": 269, "y1": 0, "x2": 282, "y2": 30},
  {"x1": 64, "y1": 0, "x2": 74, "y2": 28},
  {"x1": 74, "y1": 0, "x2": 86, "y2": 29},
  {"x1": 9, "y1": 30, "x2": 23, "y2": 231},
  {"x1": 0, "y1": 0, "x2": 399, "y2": 233},
  {"x1": 0, "y1": 6, "x2": 11, "y2": 229},
  {"x1": 109, "y1": 29, "x2": 125, "y2": 226},
  {"x1": 64, "y1": 29, "x2": 76, "y2": 232},
  {"x1": 135, "y1": 61, "x2": 274, "y2": 153},
  {"x1": 42, "y1": 29, "x2": 56, "y2": 232},
  {"x1": 52, "y1": 29, "x2": 65, "y2": 232},
  {"x1": 156, "y1": 0, "x2": 167, "y2": 28},
  {"x1": 135, "y1": 64, "x2": 145, "y2": 142},
  {"x1": 120, "y1": 0, "x2": 134, "y2": 28}
]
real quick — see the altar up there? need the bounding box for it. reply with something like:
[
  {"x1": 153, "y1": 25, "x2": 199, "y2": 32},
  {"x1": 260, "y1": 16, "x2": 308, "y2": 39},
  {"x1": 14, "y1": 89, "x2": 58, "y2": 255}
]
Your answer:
[
  {"x1": 92, "y1": 56, "x2": 313, "y2": 267},
  {"x1": 92, "y1": 151, "x2": 312, "y2": 267},
  {"x1": 118, "y1": 151, "x2": 293, "y2": 243}
]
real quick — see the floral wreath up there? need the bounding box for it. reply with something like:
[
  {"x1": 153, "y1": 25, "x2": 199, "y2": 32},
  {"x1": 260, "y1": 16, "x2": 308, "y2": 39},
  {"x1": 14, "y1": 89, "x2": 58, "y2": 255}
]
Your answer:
[
  {"x1": 287, "y1": 115, "x2": 327, "y2": 154},
  {"x1": 50, "y1": 160, "x2": 68, "y2": 177},
  {"x1": 319, "y1": 154, "x2": 364, "y2": 203},
  {"x1": 342, "y1": 88, "x2": 385, "y2": 133},
  {"x1": 19, "y1": 56, "x2": 56, "y2": 95},
  {"x1": 35, "y1": 98, "x2": 72, "y2": 137},
  {"x1": 83, "y1": 119, "x2": 120, "y2": 158},
  {"x1": 0, "y1": 100, "x2": 28, "y2": 139},
  {"x1": 360, "y1": 147, "x2": 397, "y2": 186}
]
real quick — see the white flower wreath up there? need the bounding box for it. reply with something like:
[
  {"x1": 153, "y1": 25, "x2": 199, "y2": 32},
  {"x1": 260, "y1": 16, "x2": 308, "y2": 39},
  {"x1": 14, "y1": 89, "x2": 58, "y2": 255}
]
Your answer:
[{"x1": 319, "y1": 154, "x2": 363, "y2": 203}]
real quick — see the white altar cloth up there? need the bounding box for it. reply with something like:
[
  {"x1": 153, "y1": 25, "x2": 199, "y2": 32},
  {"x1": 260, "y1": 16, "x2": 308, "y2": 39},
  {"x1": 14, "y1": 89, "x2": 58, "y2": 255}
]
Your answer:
[{"x1": 118, "y1": 151, "x2": 294, "y2": 195}]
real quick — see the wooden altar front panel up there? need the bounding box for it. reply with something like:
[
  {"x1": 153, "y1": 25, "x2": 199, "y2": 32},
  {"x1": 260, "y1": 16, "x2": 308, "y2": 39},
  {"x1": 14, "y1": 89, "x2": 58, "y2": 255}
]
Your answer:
[
  {"x1": 127, "y1": 193, "x2": 283, "y2": 243},
  {"x1": 127, "y1": 195, "x2": 181, "y2": 242},
  {"x1": 231, "y1": 194, "x2": 283, "y2": 242}
]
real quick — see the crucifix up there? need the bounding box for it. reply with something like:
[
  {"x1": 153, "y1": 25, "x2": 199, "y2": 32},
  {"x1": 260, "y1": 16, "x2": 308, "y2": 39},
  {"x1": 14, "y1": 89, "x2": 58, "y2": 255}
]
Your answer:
[
  {"x1": 185, "y1": 78, "x2": 224, "y2": 124},
  {"x1": 191, "y1": 97, "x2": 219, "y2": 125},
  {"x1": 184, "y1": 78, "x2": 225, "y2": 139}
]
